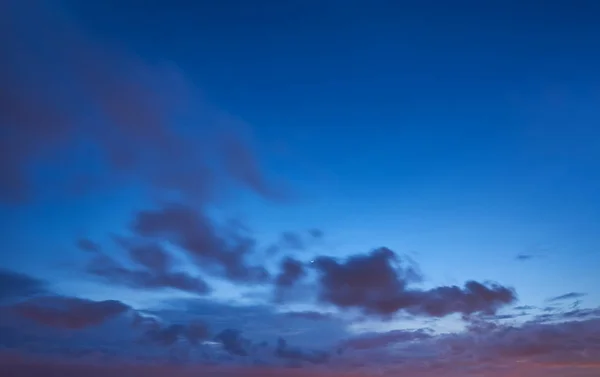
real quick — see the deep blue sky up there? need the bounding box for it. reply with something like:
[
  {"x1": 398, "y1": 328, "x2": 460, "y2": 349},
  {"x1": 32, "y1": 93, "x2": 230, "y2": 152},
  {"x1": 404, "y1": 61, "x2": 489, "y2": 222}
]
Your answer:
[{"x1": 1, "y1": 1, "x2": 600, "y2": 376}]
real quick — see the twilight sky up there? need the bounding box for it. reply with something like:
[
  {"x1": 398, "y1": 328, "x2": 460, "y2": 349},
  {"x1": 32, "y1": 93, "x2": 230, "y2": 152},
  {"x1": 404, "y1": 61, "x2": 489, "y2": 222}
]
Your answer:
[{"x1": 1, "y1": 1, "x2": 600, "y2": 376}]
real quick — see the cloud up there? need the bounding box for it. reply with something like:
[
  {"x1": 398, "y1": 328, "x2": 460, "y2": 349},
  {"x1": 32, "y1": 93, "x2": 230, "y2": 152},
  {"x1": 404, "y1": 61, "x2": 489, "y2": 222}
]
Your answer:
[
  {"x1": 515, "y1": 253, "x2": 534, "y2": 261},
  {"x1": 275, "y1": 337, "x2": 330, "y2": 364},
  {"x1": 2, "y1": 315, "x2": 600, "y2": 376},
  {"x1": 308, "y1": 229, "x2": 324, "y2": 239},
  {"x1": 215, "y1": 329, "x2": 250, "y2": 356},
  {"x1": 312, "y1": 247, "x2": 516, "y2": 318},
  {"x1": 218, "y1": 131, "x2": 285, "y2": 200},
  {"x1": 0, "y1": 269, "x2": 47, "y2": 302},
  {"x1": 0, "y1": 0, "x2": 280, "y2": 204},
  {"x1": 0, "y1": 358, "x2": 365, "y2": 377},
  {"x1": 13, "y1": 296, "x2": 129, "y2": 329},
  {"x1": 533, "y1": 306, "x2": 600, "y2": 324},
  {"x1": 1, "y1": 288, "x2": 599, "y2": 376},
  {"x1": 141, "y1": 320, "x2": 210, "y2": 347},
  {"x1": 265, "y1": 229, "x2": 324, "y2": 255},
  {"x1": 154, "y1": 298, "x2": 350, "y2": 352},
  {"x1": 282, "y1": 311, "x2": 333, "y2": 321},
  {"x1": 77, "y1": 238, "x2": 101, "y2": 253},
  {"x1": 84, "y1": 239, "x2": 210, "y2": 295},
  {"x1": 280, "y1": 232, "x2": 306, "y2": 251},
  {"x1": 275, "y1": 257, "x2": 306, "y2": 288},
  {"x1": 338, "y1": 329, "x2": 432, "y2": 351},
  {"x1": 547, "y1": 292, "x2": 587, "y2": 302},
  {"x1": 131, "y1": 203, "x2": 269, "y2": 284}
]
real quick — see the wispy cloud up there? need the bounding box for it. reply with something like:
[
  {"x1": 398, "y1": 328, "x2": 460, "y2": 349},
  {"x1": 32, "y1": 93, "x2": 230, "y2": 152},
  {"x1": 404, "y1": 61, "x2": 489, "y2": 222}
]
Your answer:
[{"x1": 547, "y1": 292, "x2": 587, "y2": 302}]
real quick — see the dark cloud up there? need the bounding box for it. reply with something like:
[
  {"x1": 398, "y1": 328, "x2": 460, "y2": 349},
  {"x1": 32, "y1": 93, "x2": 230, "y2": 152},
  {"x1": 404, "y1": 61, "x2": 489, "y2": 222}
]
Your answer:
[
  {"x1": 142, "y1": 320, "x2": 210, "y2": 347},
  {"x1": 13, "y1": 296, "x2": 129, "y2": 329},
  {"x1": 275, "y1": 257, "x2": 305, "y2": 288},
  {"x1": 85, "y1": 240, "x2": 210, "y2": 295},
  {"x1": 132, "y1": 203, "x2": 269, "y2": 284},
  {"x1": 144, "y1": 324, "x2": 185, "y2": 346},
  {"x1": 275, "y1": 337, "x2": 329, "y2": 364},
  {"x1": 0, "y1": 269, "x2": 47, "y2": 302},
  {"x1": 125, "y1": 242, "x2": 172, "y2": 272},
  {"x1": 547, "y1": 292, "x2": 587, "y2": 302},
  {"x1": 215, "y1": 329, "x2": 250, "y2": 356},
  {"x1": 411, "y1": 281, "x2": 516, "y2": 317},
  {"x1": 313, "y1": 247, "x2": 516, "y2": 318}
]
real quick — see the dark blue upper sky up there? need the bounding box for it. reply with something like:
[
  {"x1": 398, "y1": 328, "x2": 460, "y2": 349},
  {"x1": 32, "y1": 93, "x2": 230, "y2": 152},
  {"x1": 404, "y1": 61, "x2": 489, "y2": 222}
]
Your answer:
[{"x1": 1, "y1": 1, "x2": 600, "y2": 376}]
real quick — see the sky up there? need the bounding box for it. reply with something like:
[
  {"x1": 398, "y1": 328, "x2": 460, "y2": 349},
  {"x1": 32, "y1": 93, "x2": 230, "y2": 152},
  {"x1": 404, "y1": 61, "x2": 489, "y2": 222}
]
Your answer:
[{"x1": 1, "y1": 0, "x2": 600, "y2": 376}]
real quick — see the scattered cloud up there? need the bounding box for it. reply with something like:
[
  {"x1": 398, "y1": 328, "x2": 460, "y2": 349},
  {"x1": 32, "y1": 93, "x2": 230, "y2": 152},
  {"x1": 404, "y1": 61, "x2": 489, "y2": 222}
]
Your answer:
[{"x1": 1, "y1": 2, "x2": 597, "y2": 377}]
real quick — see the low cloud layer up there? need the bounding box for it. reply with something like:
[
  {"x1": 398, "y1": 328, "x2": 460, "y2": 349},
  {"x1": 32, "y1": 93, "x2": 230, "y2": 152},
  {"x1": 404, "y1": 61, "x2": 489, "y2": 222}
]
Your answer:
[{"x1": 0, "y1": 267, "x2": 598, "y2": 376}]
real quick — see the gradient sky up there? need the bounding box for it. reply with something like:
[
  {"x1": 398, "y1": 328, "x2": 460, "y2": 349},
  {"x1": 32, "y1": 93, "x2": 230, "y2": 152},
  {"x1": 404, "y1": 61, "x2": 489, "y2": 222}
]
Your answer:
[{"x1": 1, "y1": 1, "x2": 600, "y2": 376}]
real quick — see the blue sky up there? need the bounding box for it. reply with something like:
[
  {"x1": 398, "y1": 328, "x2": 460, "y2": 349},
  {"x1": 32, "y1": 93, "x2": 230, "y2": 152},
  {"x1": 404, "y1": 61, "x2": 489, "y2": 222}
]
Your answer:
[{"x1": 1, "y1": 1, "x2": 600, "y2": 376}]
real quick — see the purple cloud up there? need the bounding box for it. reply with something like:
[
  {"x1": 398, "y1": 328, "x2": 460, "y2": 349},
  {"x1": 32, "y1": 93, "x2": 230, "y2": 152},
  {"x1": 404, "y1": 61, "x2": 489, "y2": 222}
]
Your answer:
[
  {"x1": 132, "y1": 203, "x2": 269, "y2": 284},
  {"x1": 13, "y1": 296, "x2": 129, "y2": 329},
  {"x1": 215, "y1": 329, "x2": 250, "y2": 357},
  {"x1": 312, "y1": 247, "x2": 516, "y2": 318}
]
